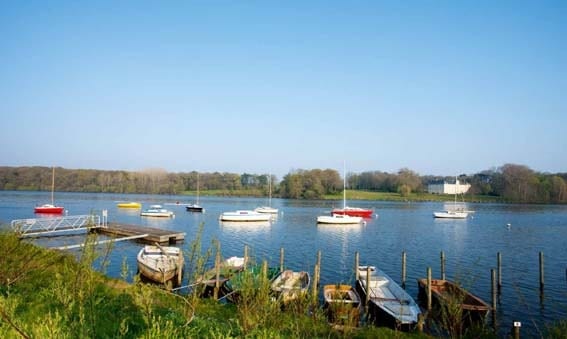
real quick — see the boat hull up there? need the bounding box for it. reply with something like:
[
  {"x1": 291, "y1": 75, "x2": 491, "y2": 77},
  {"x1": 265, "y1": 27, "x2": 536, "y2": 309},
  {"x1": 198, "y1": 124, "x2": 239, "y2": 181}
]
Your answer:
[
  {"x1": 433, "y1": 211, "x2": 468, "y2": 219},
  {"x1": 417, "y1": 278, "x2": 490, "y2": 323},
  {"x1": 137, "y1": 246, "x2": 183, "y2": 289},
  {"x1": 186, "y1": 204, "x2": 203, "y2": 212},
  {"x1": 323, "y1": 284, "x2": 362, "y2": 328},
  {"x1": 271, "y1": 270, "x2": 310, "y2": 303},
  {"x1": 317, "y1": 215, "x2": 362, "y2": 224},
  {"x1": 220, "y1": 210, "x2": 272, "y2": 222},
  {"x1": 34, "y1": 205, "x2": 64, "y2": 214},
  {"x1": 332, "y1": 208, "x2": 373, "y2": 218},
  {"x1": 117, "y1": 202, "x2": 141, "y2": 208}
]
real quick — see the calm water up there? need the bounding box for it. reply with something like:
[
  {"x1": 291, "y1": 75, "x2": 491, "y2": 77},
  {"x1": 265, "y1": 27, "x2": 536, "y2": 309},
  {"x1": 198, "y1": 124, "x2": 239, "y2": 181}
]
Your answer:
[{"x1": 1, "y1": 191, "x2": 566, "y2": 336}]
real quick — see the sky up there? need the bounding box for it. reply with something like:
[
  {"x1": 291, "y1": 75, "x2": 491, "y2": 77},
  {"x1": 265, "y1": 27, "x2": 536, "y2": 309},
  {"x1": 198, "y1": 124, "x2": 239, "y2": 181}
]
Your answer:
[{"x1": 1, "y1": 1, "x2": 565, "y2": 180}]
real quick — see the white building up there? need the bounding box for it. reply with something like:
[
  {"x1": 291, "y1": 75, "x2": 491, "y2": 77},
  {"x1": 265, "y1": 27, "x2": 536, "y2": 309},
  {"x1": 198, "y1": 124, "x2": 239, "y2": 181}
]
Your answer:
[{"x1": 427, "y1": 179, "x2": 471, "y2": 195}]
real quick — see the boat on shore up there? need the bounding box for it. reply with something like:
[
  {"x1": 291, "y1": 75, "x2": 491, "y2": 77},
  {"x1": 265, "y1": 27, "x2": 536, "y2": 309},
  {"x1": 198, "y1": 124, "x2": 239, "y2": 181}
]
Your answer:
[
  {"x1": 137, "y1": 245, "x2": 183, "y2": 289},
  {"x1": 417, "y1": 278, "x2": 491, "y2": 323},
  {"x1": 117, "y1": 202, "x2": 142, "y2": 209},
  {"x1": 35, "y1": 167, "x2": 64, "y2": 214},
  {"x1": 271, "y1": 270, "x2": 310, "y2": 303},
  {"x1": 198, "y1": 256, "x2": 246, "y2": 297},
  {"x1": 317, "y1": 214, "x2": 363, "y2": 225},
  {"x1": 220, "y1": 210, "x2": 271, "y2": 222},
  {"x1": 141, "y1": 205, "x2": 174, "y2": 217},
  {"x1": 323, "y1": 284, "x2": 362, "y2": 328},
  {"x1": 356, "y1": 265, "x2": 420, "y2": 330},
  {"x1": 221, "y1": 264, "x2": 280, "y2": 303}
]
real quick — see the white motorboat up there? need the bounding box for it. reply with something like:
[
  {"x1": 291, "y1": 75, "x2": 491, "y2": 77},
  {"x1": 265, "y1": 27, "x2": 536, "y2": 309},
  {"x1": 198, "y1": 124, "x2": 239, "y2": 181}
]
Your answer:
[
  {"x1": 317, "y1": 214, "x2": 363, "y2": 224},
  {"x1": 433, "y1": 210, "x2": 468, "y2": 219},
  {"x1": 219, "y1": 210, "x2": 272, "y2": 222},
  {"x1": 141, "y1": 205, "x2": 175, "y2": 217}
]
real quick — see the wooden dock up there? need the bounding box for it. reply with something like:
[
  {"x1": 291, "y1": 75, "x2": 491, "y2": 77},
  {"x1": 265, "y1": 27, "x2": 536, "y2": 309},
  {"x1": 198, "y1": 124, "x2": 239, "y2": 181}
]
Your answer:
[{"x1": 98, "y1": 223, "x2": 185, "y2": 244}]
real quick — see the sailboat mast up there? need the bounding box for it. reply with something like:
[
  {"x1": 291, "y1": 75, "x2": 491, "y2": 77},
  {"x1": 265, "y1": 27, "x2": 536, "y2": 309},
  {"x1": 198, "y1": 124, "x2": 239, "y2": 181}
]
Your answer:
[
  {"x1": 268, "y1": 174, "x2": 272, "y2": 207},
  {"x1": 51, "y1": 167, "x2": 55, "y2": 205},
  {"x1": 343, "y1": 162, "x2": 346, "y2": 209},
  {"x1": 196, "y1": 173, "x2": 200, "y2": 204}
]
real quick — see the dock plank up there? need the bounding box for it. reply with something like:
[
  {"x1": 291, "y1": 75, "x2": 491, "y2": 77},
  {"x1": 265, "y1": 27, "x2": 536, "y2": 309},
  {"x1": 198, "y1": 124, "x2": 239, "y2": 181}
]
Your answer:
[{"x1": 98, "y1": 222, "x2": 185, "y2": 244}]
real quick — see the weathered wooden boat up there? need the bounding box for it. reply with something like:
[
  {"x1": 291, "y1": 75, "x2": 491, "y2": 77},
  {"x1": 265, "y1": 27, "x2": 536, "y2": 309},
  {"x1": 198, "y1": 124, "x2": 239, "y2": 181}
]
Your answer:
[
  {"x1": 356, "y1": 265, "x2": 420, "y2": 330},
  {"x1": 323, "y1": 284, "x2": 362, "y2": 328},
  {"x1": 137, "y1": 245, "x2": 183, "y2": 289},
  {"x1": 271, "y1": 270, "x2": 310, "y2": 303},
  {"x1": 417, "y1": 278, "x2": 491, "y2": 322}
]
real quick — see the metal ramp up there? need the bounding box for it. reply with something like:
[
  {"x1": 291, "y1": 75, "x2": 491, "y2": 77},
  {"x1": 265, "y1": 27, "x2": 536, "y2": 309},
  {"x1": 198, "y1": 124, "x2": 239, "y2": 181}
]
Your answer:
[{"x1": 11, "y1": 214, "x2": 104, "y2": 237}]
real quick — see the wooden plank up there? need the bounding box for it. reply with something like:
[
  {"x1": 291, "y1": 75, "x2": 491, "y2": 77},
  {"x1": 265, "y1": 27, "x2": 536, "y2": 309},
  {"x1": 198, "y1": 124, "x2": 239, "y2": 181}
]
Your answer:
[
  {"x1": 52, "y1": 234, "x2": 150, "y2": 250},
  {"x1": 97, "y1": 223, "x2": 185, "y2": 243}
]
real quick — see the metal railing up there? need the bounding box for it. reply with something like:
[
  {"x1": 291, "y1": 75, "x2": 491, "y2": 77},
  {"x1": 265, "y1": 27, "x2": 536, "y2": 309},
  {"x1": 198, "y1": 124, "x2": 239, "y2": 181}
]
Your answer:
[{"x1": 11, "y1": 214, "x2": 103, "y2": 237}]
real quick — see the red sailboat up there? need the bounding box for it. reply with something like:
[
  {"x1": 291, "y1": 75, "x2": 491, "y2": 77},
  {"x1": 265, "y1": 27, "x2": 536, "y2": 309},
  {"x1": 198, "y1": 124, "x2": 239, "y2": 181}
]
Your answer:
[
  {"x1": 34, "y1": 167, "x2": 64, "y2": 214},
  {"x1": 331, "y1": 163, "x2": 373, "y2": 218}
]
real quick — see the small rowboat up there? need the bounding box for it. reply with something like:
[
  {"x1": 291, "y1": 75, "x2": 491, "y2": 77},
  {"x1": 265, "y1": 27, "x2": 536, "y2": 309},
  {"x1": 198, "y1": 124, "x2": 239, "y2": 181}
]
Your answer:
[
  {"x1": 271, "y1": 270, "x2": 310, "y2": 303},
  {"x1": 137, "y1": 245, "x2": 183, "y2": 289},
  {"x1": 323, "y1": 284, "x2": 362, "y2": 328},
  {"x1": 417, "y1": 278, "x2": 491, "y2": 322}
]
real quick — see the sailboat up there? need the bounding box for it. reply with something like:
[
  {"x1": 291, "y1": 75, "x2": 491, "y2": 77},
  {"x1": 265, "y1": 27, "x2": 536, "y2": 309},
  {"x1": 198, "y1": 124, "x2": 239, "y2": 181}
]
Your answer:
[
  {"x1": 433, "y1": 176, "x2": 468, "y2": 219},
  {"x1": 331, "y1": 163, "x2": 373, "y2": 218},
  {"x1": 317, "y1": 164, "x2": 364, "y2": 224},
  {"x1": 255, "y1": 174, "x2": 278, "y2": 214},
  {"x1": 34, "y1": 167, "x2": 64, "y2": 214},
  {"x1": 186, "y1": 172, "x2": 204, "y2": 212}
]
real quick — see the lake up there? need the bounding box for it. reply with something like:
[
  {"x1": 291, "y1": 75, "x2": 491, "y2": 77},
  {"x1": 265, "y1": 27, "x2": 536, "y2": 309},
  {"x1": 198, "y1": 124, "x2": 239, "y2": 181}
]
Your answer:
[{"x1": 1, "y1": 191, "x2": 566, "y2": 336}]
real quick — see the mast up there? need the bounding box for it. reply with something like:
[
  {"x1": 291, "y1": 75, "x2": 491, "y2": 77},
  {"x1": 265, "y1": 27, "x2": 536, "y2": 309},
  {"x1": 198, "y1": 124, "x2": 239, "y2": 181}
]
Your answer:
[
  {"x1": 343, "y1": 161, "x2": 346, "y2": 209},
  {"x1": 268, "y1": 174, "x2": 272, "y2": 207},
  {"x1": 51, "y1": 167, "x2": 55, "y2": 205},
  {"x1": 196, "y1": 172, "x2": 200, "y2": 205}
]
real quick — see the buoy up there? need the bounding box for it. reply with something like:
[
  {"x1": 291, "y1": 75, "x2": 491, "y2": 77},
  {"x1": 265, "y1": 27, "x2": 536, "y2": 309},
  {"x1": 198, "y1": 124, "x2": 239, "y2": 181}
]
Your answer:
[{"x1": 507, "y1": 223, "x2": 511, "y2": 229}]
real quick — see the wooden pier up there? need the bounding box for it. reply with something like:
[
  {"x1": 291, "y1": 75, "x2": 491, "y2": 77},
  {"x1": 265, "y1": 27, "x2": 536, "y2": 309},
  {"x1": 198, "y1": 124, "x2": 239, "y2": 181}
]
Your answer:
[{"x1": 97, "y1": 222, "x2": 185, "y2": 244}]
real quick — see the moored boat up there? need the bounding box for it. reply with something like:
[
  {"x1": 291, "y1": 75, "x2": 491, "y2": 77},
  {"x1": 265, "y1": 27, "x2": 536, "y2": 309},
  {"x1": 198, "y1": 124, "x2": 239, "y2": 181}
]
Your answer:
[
  {"x1": 35, "y1": 167, "x2": 64, "y2": 214},
  {"x1": 317, "y1": 214, "x2": 363, "y2": 225},
  {"x1": 356, "y1": 265, "x2": 420, "y2": 330},
  {"x1": 221, "y1": 264, "x2": 280, "y2": 303},
  {"x1": 198, "y1": 256, "x2": 246, "y2": 297},
  {"x1": 220, "y1": 210, "x2": 272, "y2": 222},
  {"x1": 271, "y1": 269, "x2": 310, "y2": 303},
  {"x1": 323, "y1": 284, "x2": 362, "y2": 328},
  {"x1": 433, "y1": 210, "x2": 468, "y2": 219},
  {"x1": 141, "y1": 205, "x2": 174, "y2": 217},
  {"x1": 331, "y1": 206, "x2": 374, "y2": 218},
  {"x1": 137, "y1": 245, "x2": 183, "y2": 289},
  {"x1": 186, "y1": 204, "x2": 204, "y2": 212},
  {"x1": 117, "y1": 202, "x2": 142, "y2": 209},
  {"x1": 417, "y1": 278, "x2": 491, "y2": 322}
]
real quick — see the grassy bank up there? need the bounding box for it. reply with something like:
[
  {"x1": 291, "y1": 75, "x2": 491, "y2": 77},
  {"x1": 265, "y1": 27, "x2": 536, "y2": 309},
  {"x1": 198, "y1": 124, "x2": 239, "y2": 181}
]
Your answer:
[{"x1": 0, "y1": 231, "x2": 429, "y2": 338}]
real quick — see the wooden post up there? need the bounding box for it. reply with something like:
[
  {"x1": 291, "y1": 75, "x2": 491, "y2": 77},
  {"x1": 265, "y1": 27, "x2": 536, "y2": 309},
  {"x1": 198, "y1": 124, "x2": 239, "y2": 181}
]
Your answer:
[
  {"x1": 539, "y1": 251, "x2": 544, "y2": 291},
  {"x1": 244, "y1": 245, "x2": 249, "y2": 270},
  {"x1": 440, "y1": 251, "x2": 446, "y2": 281},
  {"x1": 214, "y1": 248, "x2": 221, "y2": 299},
  {"x1": 355, "y1": 252, "x2": 360, "y2": 281},
  {"x1": 365, "y1": 266, "x2": 371, "y2": 319},
  {"x1": 317, "y1": 250, "x2": 322, "y2": 274},
  {"x1": 497, "y1": 252, "x2": 502, "y2": 291},
  {"x1": 279, "y1": 247, "x2": 284, "y2": 272},
  {"x1": 402, "y1": 251, "x2": 407, "y2": 289},
  {"x1": 491, "y1": 268, "x2": 497, "y2": 312},
  {"x1": 312, "y1": 264, "x2": 319, "y2": 301},
  {"x1": 513, "y1": 321, "x2": 521, "y2": 339},
  {"x1": 262, "y1": 260, "x2": 268, "y2": 282},
  {"x1": 427, "y1": 267, "x2": 432, "y2": 311}
]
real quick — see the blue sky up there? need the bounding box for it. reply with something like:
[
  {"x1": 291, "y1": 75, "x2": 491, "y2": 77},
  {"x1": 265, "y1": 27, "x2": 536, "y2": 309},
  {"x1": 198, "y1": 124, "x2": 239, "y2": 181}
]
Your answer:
[{"x1": 1, "y1": 1, "x2": 565, "y2": 179}]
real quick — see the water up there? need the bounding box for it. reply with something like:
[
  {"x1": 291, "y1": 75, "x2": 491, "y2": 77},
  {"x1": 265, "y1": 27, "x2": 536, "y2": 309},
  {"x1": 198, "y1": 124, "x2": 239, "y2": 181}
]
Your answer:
[{"x1": 1, "y1": 191, "x2": 566, "y2": 336}]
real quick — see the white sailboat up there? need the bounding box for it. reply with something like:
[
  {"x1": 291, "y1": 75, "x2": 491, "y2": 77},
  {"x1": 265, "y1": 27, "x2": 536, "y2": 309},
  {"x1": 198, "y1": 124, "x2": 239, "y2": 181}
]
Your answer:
[
  {"x1": 433, "y1": 176, "x2": 469, "y2": 219},
  {"x1": 317, "y1": 164, "x2": 364, "y2": 224},
  {"x1": 186, "y1": 172, "x2": 204, "y2": 212},
  {"x1": 255, "y1": 174, "x2": 278, "y2": 214}
]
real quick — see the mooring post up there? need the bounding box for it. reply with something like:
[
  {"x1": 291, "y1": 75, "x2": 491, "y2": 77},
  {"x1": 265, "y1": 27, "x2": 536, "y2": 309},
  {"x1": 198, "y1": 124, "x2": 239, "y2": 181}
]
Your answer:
[
  {"x1": 316, "y1": 250, "x2": 322, "y2": 287},
  {"x1": 355, "y1": 251, "x2": 360, "y2": 281},
  {"x1": 513, "y1": 321, "x2": 521, "y2": 339},
  {"x1": 539, "y1": 251, "x2": 544, "y2": 291},
  {"x1": 214, "y1": 248, "x2": 221, "y2": 299},
  {"x1": 402, "y1": 251, "x2": 407, "y2": 289},
  {"x1": 262, "y1": 260, "x2": 268, "y2": 282},
  {"x1": 491, "y1": 268, "x2": 497, "y2": 312},
  {"x1": 365, "y1": 266, "x2": 371, "y2": 319},
  {"x1": 312, "y1": 263, "x2": 320, "y2": 302},
  {"x1": 497, "y1": 252, "x2": 502, "y2": 291},
  {"x1": 440, "y1": 251, "x2": 446, "y2": 280},
  {"x1": 280, "y1": 247, "x2": 284, "y2": 272},
  {"x1": 427, "y1": 267, "x2": 432, "y2": 311},
  {"x1": 244, "y1": 245, "x2": 249, "y2": 270}
]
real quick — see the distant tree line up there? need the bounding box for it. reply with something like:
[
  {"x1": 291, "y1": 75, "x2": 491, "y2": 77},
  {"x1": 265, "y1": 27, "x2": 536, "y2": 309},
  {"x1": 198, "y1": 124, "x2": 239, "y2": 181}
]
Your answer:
[{"x1": 0, "y1": 164, "x2": 565, "y2": 203}]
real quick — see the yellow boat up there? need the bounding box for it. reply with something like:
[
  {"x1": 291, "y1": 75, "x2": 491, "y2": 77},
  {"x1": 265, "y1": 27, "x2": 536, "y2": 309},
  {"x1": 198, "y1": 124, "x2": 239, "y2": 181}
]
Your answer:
[{"x1": 117, "y1": 202, "x2": 142, "y2": 209}]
